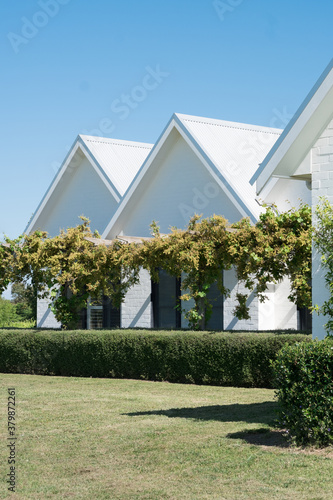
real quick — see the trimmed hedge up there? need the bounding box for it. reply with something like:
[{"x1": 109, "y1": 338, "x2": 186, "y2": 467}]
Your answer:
[
  {"x1": 272, "y1": 338, "x2": 333, "y2": 446},
  {"x1": 0, "y1": 330, "x2": 311, "y2": 388}
]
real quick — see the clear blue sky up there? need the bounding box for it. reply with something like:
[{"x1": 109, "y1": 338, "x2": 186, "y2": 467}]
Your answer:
[{"x1": 1, "y1": 0, "x2": 332, "y2": 241}]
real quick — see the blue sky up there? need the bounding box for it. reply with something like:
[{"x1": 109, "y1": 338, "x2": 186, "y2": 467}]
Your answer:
[{"x1": 1, "y1": 0, "x2": 333, "y2": 243}]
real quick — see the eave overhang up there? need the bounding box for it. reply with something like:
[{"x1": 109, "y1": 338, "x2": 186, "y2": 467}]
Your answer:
[{"x1": 252, "y1": 59, "x2": 333, "y2": 194}]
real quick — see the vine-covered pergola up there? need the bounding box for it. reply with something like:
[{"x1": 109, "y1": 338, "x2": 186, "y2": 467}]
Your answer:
[{"x1": 0, "y1": 204, "x2": 312, "y2": 330}]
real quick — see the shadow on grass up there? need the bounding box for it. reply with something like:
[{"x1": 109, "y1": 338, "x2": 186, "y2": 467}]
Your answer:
[
  {"x1": 226, "y1": 427, "x2": 289, "y2": 448},
  {"x1": 125, "y1": 401, "x2": 278, "y2": 425},
  {"x1": 126, "y1": 401, "x2": 291, "y2": 448}
]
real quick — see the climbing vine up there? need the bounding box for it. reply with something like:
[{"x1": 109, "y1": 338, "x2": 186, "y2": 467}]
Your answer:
[
  {"x1": 2, "y1": 219, "x2": 141, "y2": 329},
  {"x1": 231, "y1": 203, "x2": 312, "y2": 319},
  {"x1": 0, "y1": 205, "x2": 312, "y2": 331},
  {"x1": 313, "y1": 198, "x2": 333, "y2": 335},
  {"x1": 140, "y1": 215, "x2": 233, "y2": 329},
  {"x1": 140, "y1": 205, "x2": 312, "y2": 329}
]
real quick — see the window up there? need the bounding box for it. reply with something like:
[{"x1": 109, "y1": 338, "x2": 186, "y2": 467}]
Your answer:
[
  {"x1": 151, "y1": 270, "x2": 181, "y2": 328},
  {"x1": 86, "y1": 296, "x2": 120, "y2": 329},
  {"x1": 87, "y1": 297, "x2": 103, "y2": 329}
]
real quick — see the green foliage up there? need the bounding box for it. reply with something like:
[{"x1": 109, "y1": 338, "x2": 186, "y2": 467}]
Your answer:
[
  {"x1": 0, "y1": 297, "x2": 20, "y2": 326},
  {"x1": 1, "y1": 205, "x2": 312, "y2": 331},
  {"x1": 5, "y1": 319, "x2": 36, "y2": 328},
  {"x1": 6, "y1": 218, "x2": 141, "y2": 329},
  {"x1": 141, "y1": 215, "x2": 232, "y2": 330},
  {"x1": 313, "y1": 198, "x2": 333, "y2": 335},
  {"x1": 141, "y1": 206, "x2": 312, "y2": 329},
  {"x1": 0, "y1": 329, "x2": 310, "y2": 387},
  {"x1": 272, "y1": 339, "x2": 333, "y2": 446},
  {"x1": 231, "y1": 203, "x2": 312, "y2": 319},
  {"x1": 0, "y1": 239, "x2": 15, "y2": 293},
  {"x1": 11, "y1": 282, "x2": 36, "y2": 320}
]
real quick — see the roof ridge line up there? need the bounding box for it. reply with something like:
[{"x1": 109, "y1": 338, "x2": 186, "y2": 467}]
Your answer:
[
  {"x1": 80, "y1": 136, "x2": 153, "y2": 149},
  {"x1": 179, "y1": 116, "x2": 281, "y2": 135}
]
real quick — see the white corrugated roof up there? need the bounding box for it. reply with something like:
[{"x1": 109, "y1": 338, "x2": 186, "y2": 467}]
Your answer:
[
  {"x1": 80, "y1": 135, "x2": 153, "y2": 196},
  {"x1": 176, "y1": 113, "x2": 282, "y2": 218}
]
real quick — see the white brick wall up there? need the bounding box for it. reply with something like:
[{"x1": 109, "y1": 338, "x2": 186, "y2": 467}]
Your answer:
[
  {"x1": 223, "y1": 268, "x2": 259, "y2": 330},
  {"x1": 179, "y1": 269, "x2": 259, "y2": 330},
  {"x1": 258, "y1": 279, "x2": 297, "y2": 330},
  {"x1": 311, "y1": 119, "x2": 333, "y2": 339},
  {"x1": 36, "y1": 269, "x2": 297, "y2": 331},
  {"x1": 37, "y1": 298, "x2": 61, "y2": 328},
  {"x1": 121, "y1": 268, "x2": 152, "y2": 328}
]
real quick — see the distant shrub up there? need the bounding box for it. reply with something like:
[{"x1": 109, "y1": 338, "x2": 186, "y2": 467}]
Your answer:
[
  {"x1": 0, "y1": 297, "x2": 20, "y2": 327},
  {"x1": 11, "y1": 282, "x2": 36, "y2": 321},
  {"x1": 272, "y1": 339, "x2": 333, "y2": 446},
  {"x1": 4, "y1": 319, "x2": 36, "y2": 329},
  {"x1": 0, "y1": 330, "x2": 310, "y2": 388}
]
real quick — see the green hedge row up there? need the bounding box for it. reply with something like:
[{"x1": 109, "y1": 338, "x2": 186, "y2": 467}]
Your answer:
[
  {"x1": 272, "y1": 338, "x2": 333, "y2": 445},
  {"x1": 0, "y1": 330, "x2": 311, "y2": 388}
]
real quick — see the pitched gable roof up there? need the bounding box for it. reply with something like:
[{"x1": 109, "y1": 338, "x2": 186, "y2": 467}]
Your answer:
[
  {"x1": 25, "y1": 135, "x2": 153, "y2": 234},
  {"x1": 79, "y1": 135, "x2": 153, "y2": 197},
  {"x1": 176, "y1": 113, "x2": 281, "y2": 219},
  {"x1": 253, "y1": 59, "x2": 333, "y2": 193},
  {"x1": 102, "y1": 113, "x2": 281, "y2": 238}
]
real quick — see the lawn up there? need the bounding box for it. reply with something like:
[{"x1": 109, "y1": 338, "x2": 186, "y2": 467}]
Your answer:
[{"x1": 0, "y1": 374, "x2": 332, "y2": 500}]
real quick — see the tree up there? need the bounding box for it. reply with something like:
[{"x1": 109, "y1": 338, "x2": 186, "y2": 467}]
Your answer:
[
  {"x1": 11, "y1": 282, "x2": 36, "y2": 321},
  {"x1": 0, "y1": 296, "x2": 19, "y2": 326},
  {"x1": 0, "y1": 239, "x2": 16, "y2": 294}
]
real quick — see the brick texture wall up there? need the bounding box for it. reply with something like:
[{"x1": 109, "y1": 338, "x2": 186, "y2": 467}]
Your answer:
[
  {"x1": 312, "y1": 119, "x2": 333, "y2": 339},
  {"x1": 37, "y1": 298, "x2": 61, "y2": 328},
  {"x1": 121, "y1": 268, "x2": 152, "y2": 328}
]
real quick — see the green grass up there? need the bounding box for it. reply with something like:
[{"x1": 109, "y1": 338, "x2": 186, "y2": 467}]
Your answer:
[
  {"x1": 0, "y1": 374, "x2": 332, "y2": 499},
  {"x1": 0, "y1": 319, "x2": 36, "y2": 329}
]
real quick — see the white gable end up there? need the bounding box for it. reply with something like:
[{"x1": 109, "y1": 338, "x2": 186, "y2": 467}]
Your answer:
[
  {"x1": 104, "y1": 114, "x2": 282, "y2": 239},
  {"x1": 259, "y1": 176, "x2": 311, "y2": 212},
  {"x1": 107, "y1": 131, "x2": 246, "y2": 238},
  {"x1": 35, "y1": 154, "x2": 119, "y2": 236},
  {"x1": 176, "y1": 114, "x2": 282, "y2": 221},
  {"x1": 26, "y1": 136, "x2": 153, "y2": 237}
]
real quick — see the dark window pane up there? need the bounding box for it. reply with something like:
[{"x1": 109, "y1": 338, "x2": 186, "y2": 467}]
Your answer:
[
  {"x1": 103, "y1": 296, "x2": 120, "y2": 328},
  {"x1": 152, "y1": 269, "x2": 180, "y2": 328}
]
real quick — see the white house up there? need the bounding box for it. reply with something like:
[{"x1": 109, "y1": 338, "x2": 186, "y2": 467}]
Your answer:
[
  {"x1": 26, "y1": 60, "x2": 333, "y2": 336},
  {"x1": 254, "y1": 58, "x2": 333, "y2": 340}
]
